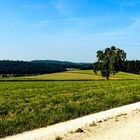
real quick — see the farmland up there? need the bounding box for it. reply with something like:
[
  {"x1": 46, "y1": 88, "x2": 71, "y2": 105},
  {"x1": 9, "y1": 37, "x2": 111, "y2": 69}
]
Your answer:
[
  {"x1": 0, "y1": 71, "x2": 140, "y2": 137},
  {"x1": 1, "y1": 70, "x2": 140, "y2": 81}
]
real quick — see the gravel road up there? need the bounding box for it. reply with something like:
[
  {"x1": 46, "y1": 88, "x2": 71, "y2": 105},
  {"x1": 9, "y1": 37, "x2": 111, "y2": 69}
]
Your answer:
[{"x1": 62, "y1": 110, "x2": 140, "y2": 140}]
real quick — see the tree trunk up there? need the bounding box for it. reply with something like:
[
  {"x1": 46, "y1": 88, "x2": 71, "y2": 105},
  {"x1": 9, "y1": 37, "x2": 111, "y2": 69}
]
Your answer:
[{"x1": 106, "y1": 74, "x2": 110, "y2": 80}]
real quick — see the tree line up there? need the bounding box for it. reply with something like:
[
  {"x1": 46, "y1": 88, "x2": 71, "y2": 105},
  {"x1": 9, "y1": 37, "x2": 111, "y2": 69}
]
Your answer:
[
  {"x1": 123, "y1": 60, "x2": 140, "y2": 74},
  {"x1": 0, "y1": 60, "x2": 90, "y2": 76},
  {"x1": 0, "y1": 60, "x2": 66, "y2": 76}
]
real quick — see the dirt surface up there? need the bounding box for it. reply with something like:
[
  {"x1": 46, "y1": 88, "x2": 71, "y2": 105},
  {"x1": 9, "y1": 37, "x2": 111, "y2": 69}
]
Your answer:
[{"x1": 58, "y1": 109, "x2": 140, "y2": 140}]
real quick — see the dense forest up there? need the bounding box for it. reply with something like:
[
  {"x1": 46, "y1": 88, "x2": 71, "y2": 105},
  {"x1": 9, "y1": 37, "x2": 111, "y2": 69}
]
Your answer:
[
  {"x1": 31, "y1": 60, "x2": 91, "y2": 69},
  {"x1": 0, "y1": 60, "x2": 65, "y2": 76},
  {"x1": 0, "y1": 60, "x2": 91, "y2": 76}
]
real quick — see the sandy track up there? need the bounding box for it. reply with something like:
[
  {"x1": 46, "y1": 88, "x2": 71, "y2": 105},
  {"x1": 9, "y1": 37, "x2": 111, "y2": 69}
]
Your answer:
[{"x1": 63, "y1": 110, "x2": 140, "y2": 140}]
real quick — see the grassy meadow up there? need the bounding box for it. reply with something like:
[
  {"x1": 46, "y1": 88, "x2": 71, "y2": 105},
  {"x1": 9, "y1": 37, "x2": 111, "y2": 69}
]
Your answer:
[
  {"x1": 1, "y1": 70, "x2": 140, "y2": 81},
  {"x1": 0, "y1": 70, "x2": 140, "y2": 137}
]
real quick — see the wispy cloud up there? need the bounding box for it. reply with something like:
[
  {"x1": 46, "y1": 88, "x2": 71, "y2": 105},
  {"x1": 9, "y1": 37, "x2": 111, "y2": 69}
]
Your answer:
[
  {"x1": 123, "y1": 0, "x2": 140, "y2": 6},
  {"x1": 22, "y1": 0, "x2": 73, "y2": 16},
  {"x1": 51, "y1": 0, "x2": 63, "y2": 10},
  {"x1": 113, "y1": 0, "x2": 140, "y2": 15},
  {"x1": 112, "y1": 0, "x2": 140, "y2": 7},
  {"x1": 43, "y1": 17, "x2": 140, "y2": 46},
  {"x1": 50, "y1": 0, "x2": 73, "y2": 16},
  {"x1": 22, "y1": 3, "x2": 48, "y2": 10}
]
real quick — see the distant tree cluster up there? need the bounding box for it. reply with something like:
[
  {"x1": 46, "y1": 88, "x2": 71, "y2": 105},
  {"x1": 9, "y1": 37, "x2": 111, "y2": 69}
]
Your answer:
[
  {"x1": 32, "y1": 60, "x2": 91, "y2": 69},
  {"x1": 80, "y1": 64, "x2": 93, "y2": 70},
  {"x1": 0, "y1": 60, "x2": 91, "y2": 76},
  {"x1": 123, "y1": 60, "x2": 140, "y2": 74},
  {"x1": 0, "y1": 60, "x2": 66, "y2": 76}
]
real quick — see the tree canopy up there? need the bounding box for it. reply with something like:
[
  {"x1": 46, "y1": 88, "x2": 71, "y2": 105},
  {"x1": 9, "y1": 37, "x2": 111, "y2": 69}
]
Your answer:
[{"x1": 96, "y1": 46, "x2": 126, "y2": 80}]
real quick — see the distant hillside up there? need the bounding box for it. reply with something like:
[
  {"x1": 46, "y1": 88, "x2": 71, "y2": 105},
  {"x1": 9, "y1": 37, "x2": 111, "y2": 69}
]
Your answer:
[
  {"x1": 0, "y1": 60, "x2": 66, "y2": 75},
  {"x1": 31, "y1": 60, "x2": 92, "y2": 69},
  {"x1": 0, "y1": 60, "x2": 92, "y2": 76}
]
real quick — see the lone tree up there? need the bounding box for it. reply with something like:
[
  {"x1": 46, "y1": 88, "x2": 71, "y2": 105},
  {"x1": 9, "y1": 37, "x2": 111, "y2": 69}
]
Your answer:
[{"x1": 96, "y1": 46, "x2": 126, "y2": 80}]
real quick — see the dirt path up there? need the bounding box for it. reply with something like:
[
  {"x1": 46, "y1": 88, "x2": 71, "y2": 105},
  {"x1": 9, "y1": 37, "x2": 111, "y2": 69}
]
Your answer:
[{"x1": 62, "y1": 110, "x2": 140, "y2": 140}]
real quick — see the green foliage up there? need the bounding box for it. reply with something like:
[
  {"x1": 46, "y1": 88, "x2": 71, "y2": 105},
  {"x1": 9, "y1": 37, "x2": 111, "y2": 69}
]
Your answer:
[
  {"x1": 32, "y1": 60, "x2": 91, "y2": 69},
  {"x1": 124, "y1": 60, "x2": 140, "y2": 74},
  {"x1": 96, "y1": 46, "x2": 126, "y2": 80},
  {"x1": 0, "y1": 80, "x2": 140, "y2": 137}
]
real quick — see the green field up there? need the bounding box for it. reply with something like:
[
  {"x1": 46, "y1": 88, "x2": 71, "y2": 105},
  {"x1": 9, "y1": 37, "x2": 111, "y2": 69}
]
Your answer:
[
  {"x1": 0, "y1": 71, "x2": 140, "y2": 137},
  {"x1": 1, "y1": 70, "x2": 140, "y2": 81}
]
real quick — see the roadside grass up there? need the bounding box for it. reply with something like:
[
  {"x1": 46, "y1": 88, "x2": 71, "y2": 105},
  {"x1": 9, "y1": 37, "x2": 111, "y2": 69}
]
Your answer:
[{"x1": 0, "y1": 80, "x2": 140, "y2": 137}]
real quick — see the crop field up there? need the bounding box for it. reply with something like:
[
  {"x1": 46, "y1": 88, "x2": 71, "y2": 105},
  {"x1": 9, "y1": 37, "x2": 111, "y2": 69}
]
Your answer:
[{"x1": 0, "y1": 71, "x2": 140, "y2": 137}]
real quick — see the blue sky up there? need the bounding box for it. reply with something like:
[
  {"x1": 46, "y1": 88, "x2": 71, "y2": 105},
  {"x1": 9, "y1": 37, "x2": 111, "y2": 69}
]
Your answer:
[{"x1": 0, "y1": 0, "x2": 140, "y2": 62}]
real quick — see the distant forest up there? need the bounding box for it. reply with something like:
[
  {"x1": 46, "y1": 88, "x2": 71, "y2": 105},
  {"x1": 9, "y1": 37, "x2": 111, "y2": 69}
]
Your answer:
[
  {"x1": 0, "y1": 60, "x2": 91, "y2": 76},
  {"x1": 123, "y1": 60, "x2": 140, "y2": 74},
  {"x1": 0, "y1": 60, "x2": 139, "y2": 76}
]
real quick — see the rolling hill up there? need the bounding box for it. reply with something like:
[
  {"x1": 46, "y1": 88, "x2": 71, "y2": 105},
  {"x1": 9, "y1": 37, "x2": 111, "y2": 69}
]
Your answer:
[{"x1": 1, "y1": 70, "x2": 140, "y2": 81}]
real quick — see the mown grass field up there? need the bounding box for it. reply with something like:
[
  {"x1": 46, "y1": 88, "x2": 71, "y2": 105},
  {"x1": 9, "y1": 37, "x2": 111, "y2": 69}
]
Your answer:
[
  {"x1": 0, "y1": 71, "x2": 140, "y2": 137},
  {"x1": 1, "y1": 70, "x2": 140, "y2": 81}
]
